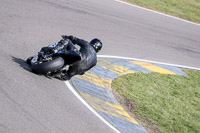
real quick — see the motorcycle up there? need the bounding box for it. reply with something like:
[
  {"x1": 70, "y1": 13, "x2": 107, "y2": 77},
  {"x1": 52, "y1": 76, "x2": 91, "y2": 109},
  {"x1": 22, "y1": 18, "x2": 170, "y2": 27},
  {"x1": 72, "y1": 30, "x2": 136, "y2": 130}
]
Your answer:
[{"x1": 26, "y1": 41, "x2": 81, "y2": 78}]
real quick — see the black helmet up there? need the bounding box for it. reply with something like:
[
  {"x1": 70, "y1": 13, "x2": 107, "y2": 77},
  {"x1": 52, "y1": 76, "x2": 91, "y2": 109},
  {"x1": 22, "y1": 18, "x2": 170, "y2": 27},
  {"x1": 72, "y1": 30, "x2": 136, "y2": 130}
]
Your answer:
[{"x1": 90, "y1": 38, "x2": 102, "y2": 53}]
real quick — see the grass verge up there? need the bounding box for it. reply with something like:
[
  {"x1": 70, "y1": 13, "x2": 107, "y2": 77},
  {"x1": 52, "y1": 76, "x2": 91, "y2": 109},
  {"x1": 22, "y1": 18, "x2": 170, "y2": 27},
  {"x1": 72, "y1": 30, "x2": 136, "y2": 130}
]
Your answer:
[
  {"x1": 124, "y1": 0, "x2": 200, "y2": 23},
  {"x1": 112, "y1": 69, "x2": 200, "y2": 133}
]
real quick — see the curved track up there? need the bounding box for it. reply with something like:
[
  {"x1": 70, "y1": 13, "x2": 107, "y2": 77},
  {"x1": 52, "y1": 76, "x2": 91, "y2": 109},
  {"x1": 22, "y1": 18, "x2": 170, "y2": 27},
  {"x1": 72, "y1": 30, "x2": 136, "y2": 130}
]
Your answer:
[{"x1": 0, "y1": 0, "x2": 200, "y2": 133}]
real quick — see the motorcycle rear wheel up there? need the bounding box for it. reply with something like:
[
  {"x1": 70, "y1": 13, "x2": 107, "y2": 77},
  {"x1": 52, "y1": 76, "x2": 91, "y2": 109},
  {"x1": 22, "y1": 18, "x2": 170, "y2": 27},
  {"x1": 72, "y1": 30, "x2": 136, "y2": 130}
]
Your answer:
[{"x1": 31, "y1": 56, "x2": 64, "y2": 74}]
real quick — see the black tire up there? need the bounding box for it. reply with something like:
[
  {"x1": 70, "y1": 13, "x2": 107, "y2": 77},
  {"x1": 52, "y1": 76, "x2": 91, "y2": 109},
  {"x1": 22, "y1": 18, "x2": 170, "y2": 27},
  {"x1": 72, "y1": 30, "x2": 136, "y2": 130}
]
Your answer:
[{"x1": 31, "y1": 57, "x2": 64, "y2": 74}]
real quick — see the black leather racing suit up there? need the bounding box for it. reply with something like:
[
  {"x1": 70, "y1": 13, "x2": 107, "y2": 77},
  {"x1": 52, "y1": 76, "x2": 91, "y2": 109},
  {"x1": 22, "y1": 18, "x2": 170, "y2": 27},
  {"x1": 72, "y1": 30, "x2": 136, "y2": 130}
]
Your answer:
[{"x1": 63, "y1": 37, "x2": 97, "y2": 80}]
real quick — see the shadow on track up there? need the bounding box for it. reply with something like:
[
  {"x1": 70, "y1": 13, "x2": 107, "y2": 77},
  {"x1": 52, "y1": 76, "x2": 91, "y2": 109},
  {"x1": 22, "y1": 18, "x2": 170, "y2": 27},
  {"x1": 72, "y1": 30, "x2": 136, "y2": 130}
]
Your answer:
[
  {"x1": 12, "y1": 56, "x2": 32, "y2": 72},
  {"x1": 12, "y1": 56, "x2": 62, "y2": 80}
]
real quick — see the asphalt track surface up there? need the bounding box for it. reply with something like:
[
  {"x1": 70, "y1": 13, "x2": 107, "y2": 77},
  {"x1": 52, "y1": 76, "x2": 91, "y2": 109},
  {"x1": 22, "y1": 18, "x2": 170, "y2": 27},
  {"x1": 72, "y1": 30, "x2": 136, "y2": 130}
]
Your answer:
[{"x1": 0, "y1": 0, "x2": 200, "y2": 133}]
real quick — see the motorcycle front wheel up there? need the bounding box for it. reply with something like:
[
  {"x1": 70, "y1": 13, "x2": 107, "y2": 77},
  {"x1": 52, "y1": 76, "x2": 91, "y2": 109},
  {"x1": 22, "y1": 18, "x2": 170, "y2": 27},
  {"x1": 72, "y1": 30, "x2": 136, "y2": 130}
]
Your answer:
[{"x1": 31, "y1": 56, "x2": 64, "y2": 74}]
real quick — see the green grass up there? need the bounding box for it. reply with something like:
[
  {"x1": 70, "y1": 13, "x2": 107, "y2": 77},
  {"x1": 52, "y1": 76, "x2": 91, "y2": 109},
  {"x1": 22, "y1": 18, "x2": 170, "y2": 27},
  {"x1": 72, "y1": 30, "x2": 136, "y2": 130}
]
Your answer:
[
  {"x1": 112, "y1": 69, "x2": 200, "y2": 133},
  {"x1": 125, "y1": 0, "x2": 200, "y2": 23}
]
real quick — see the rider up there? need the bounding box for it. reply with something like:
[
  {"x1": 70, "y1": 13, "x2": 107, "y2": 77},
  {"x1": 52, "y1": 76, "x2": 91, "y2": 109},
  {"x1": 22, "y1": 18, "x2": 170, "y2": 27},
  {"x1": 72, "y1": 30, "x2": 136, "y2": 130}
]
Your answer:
[{"x1": 39, "y1": 35, "x2": 103, "y2": 81}]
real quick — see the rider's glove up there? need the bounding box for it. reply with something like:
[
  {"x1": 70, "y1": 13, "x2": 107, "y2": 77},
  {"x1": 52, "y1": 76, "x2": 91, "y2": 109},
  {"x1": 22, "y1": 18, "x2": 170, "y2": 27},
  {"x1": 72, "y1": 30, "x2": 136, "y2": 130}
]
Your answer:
[
  {"x1": 61, "y1": 35, "x2": 76, "y2": 42},
  {"x1": 68, "y1": 35, "x2": 76, "y2": 41},
  {"x1": 61, "y1": 35, "x2": 68, "y2": 39}
]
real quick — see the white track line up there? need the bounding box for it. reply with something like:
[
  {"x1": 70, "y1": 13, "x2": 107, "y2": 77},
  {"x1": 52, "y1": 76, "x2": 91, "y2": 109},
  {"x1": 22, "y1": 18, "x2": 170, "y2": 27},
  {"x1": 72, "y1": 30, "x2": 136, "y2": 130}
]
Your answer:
[
  {"x1": 98, "y1": 55, "x2": 200, "y2": 70},
  {"x1": 114, "y1": 0, "x2": 200, "y2": 26},
  {"x1": 64, "y1": 81, "x2": 120, "y2": 133},
  {"x1": 64, "y1": 55, "x2": 199, "y2": 133}
]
